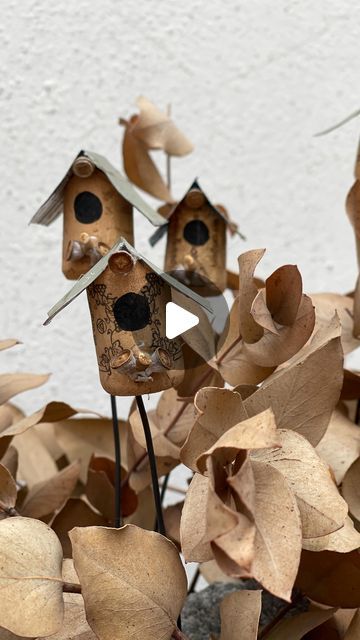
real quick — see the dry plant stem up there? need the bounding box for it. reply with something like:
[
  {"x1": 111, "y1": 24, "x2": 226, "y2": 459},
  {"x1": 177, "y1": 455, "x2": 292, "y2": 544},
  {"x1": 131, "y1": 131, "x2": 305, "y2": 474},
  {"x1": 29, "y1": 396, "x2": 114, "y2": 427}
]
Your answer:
[
  {"x1": 121, "y1": 335, "x2": 242, "y2": 490},
  {"x1": 257, "y1": 592, "x2": 303, "y2": 639},
  {"x1": 62, "y1": 581, "x2": 82, "y2": 594},
  {"x1": 110, "y1": 394, "x2": 122, "y2": 527},
  {"x1": 135, "y1": 395, "x2": 166, "y2": 536}
]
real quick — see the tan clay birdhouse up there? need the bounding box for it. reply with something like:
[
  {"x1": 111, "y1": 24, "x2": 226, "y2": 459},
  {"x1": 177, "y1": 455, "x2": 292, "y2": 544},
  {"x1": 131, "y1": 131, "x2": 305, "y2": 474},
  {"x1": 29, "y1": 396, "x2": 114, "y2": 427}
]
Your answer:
[
  {"x1": 30, "y1": 150, "x2": 166, "y2": 280},
  {"x1": 45, "y1": 238, "x2": 211, "y2": 396},
  {"x1": 150, "y1": 180, "x2": 239, "y2": 295}
]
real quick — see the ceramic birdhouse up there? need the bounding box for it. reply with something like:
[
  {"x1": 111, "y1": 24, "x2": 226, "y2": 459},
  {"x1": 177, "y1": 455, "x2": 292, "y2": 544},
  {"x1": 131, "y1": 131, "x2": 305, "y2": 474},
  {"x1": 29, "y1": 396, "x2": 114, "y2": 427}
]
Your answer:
[
  {"x1": 30, "y1": 150, "x2": 165, "y2": 280},
  {"x1": 45, "y1": 238, "x2": 211, "y2": 396},
  {"x1": 150, "y1": 180, "x2": 238, "y2": 295}
]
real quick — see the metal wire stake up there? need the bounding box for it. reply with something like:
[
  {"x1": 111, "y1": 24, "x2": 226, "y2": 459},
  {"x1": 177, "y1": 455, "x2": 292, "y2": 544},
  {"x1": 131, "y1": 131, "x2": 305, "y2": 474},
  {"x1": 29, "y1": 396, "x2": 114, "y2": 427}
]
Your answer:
[
  {"x1": 135, "y1": 395, "x2": 166, "y2": 536},
  {"x1": 110, "y1": 394, "x2": 122, "y2": 528}
]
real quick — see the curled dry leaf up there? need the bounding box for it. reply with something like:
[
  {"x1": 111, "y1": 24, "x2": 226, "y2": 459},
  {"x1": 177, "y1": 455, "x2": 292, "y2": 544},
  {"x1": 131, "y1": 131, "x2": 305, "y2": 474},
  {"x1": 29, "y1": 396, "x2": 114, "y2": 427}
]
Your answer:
[
  {"x1": 155, "y1": 387, "x2": 197, "y2": 445},
  {"x1": 163, "y1": 502, "x2": 182, "y2": 549},
  {"x1": 344, "y1": 610, "x2": 360, "y2": 639},
  {"x1": 20, "y1": 460, "x2": 81, "y2": 519},
  {"x1": 70, "y1": 524, "x2": 187, "y2": 640},
  {"x1": 265, "y1": 264, "x2": 303, "y2": 326},
  {"x1": 0, "y1": 517, "x2": 64, "y2": 637},
  {"x1": 180, "y1": 388, "x2": 247, "y2": 472},
  {"x1": 0, "y1": 463, "x2": 17, "y2": 512},
  {"x1": 244, "y1": 317, "x2": 343, "y2": 446},
  {"x1": 238, "y1": 249, "x2": 265, "y2": 343},
  {"x1": 265, "y1": 606, "x2": 337, "y2": 640},
  {"x1": 244, "y1": 294, "x2": 315, "y2": 367},
  {"x1": 86, "y1": 455, "x2": 137, "y2": 522},
  {"x1": 2, "y1": 402, "x2": 82, "y2": 439},
  {"x1": 0, "y1": 373, "x2": 50, "y2": 405},
  {"x1": 196, "y1": 408, "x2": 279, "y2": 474},
  {"x1": 342, "y1": 456, "x2": 360, "y2": 521},
  {"x1": 14, "y1": 429, "x2": 59, "y2": 488},
  {"x1": 131, "y1": 96, "x2": 193, "y2": 156},
  {"x1": 250, "y1": 289, "x2": 279, "y2": 334},
  {"x1": 0, "y1": 446, "x2": 18, "y2": 479},
  {"x1": 296, "y1": 549, "x2": 360, "y2": 608},
  {"x1": 302, "y1": 517, "x2": 360, "y2": 553},
  {"x1": 218, "y1": 590, "x2": 261, "y2": 640},
  {"x1": 180, "y1": 473, "x2": 213, "y2": 562},
  {"x1": 316, "y1": 409, "x2": 360, "y2": 484},
  {"x1": 253, "y1": 429, "x2": 348, "y2": 538},
  {"x1": 199, "y1": 559, "x2": 240, "y2": 584}
]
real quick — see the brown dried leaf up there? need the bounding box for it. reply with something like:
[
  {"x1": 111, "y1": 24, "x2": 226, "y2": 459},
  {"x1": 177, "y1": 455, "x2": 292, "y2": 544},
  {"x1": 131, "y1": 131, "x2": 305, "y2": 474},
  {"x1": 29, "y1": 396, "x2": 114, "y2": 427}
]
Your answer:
[
  {"x1": 0, "y1": 446, "x2": 18, "y2": 479},
  {"x1": 212, "y1": 514, "x2": 256, "y2": 574},
  {"x1": 155, "y1": 388, "x2": 197, "y2": 446},
  {"x1": 196, "y1": 408, "x2": 279, "y2": 474},
  {"x1": 124, "y1": 486, "x2": 156, "y2": 531},
  {"x1": 344, "y1": 610, "x2": 360, "y2": 639},
  {"x1": 250, "y1": 289, "x2": 279, "y2": 334},
  {"x1": 42, "y1": 594, "x2": 96, "y2": 640},
  {"x1": 129, "y1": 408, "x2": 180, "y2": 460},
  {"x1": 311, "y1": 293, "x2": 360, "y2": 354},
  {"x1": 52, "y1": 498, "x2": 108, "y2": 558},
  {"x1": 296, "y1": 550, "x2": 360, "y2": 607},
  {"x1": 265, "y1": 606, "x2": 337, "y2": 640},
  {"x1": 180, "y1": 388, "x2": 247, "y2": 472},
  {"x1": 55, "y1": 417, "x2": 125, "y2": 483},
  {"x1": 85, "y1": 456, "x2": 137, "y2": 522},
  {"x1": 21, "y1": 461, "x2": 81, "y2": 519},
  {"x1": 244, "y1": 294, "x2": 315, "y2": 367},
  {"x1": 0, "y1": 463, "x2": 16, "y2": 512},
  {"x1": 200, "y1": 560, "x2": 240, "y2": 584},
  {"x1": 70, "y1": 524, "x2": 187, "y2": 640},
  {"x1": 0, "y1": 373, "x2": 50, "y2": 405},
  {"x1": 0, "y1": 340, "x2": 21, "y2": 352},
  {"x1": 0, "y1": 517, "x2": 64, "y2": 637},
  {"x1": 163, "y1": 502, "x2": 182, "y2": 549},
  {"x1": 316, "y1": 409, "x2": 360, "y2": 484},
  {"x1": 238, "y1": 249, "x2": 265, "y2": 343},
  {"x1": 180, "y1": 473, "x2": 213, "y2": 562},
  {"x1": 219, "y1": 590, "x2": 261, "y2": 640},
  {"x1": 253, "y1": 429, "x2": 348, "y2": 538},
  {"x1": 244, "y1": 321, "x2": 343, "y2": 446},
  {"x1": 14, "y1": 429, "x2": 58, "y2": 488},
  {"x1": 1, "y1": 402, "x2": 81, "y2": 439},
  {"x1": 266, "y1": 264, "x2": 302, "y2": 326},
  {"x1": 250, "y1": 460, "x2": 302, "y2": 601},
  {"x1": 342, "y1": 456, "x2": 360, "y2": 520},
  {"x1": 132, "y1": 96, "x2": 193, "y2": 156},
  {"x1": 302, "y1": 516, "x2": 360, "y2": 552}
]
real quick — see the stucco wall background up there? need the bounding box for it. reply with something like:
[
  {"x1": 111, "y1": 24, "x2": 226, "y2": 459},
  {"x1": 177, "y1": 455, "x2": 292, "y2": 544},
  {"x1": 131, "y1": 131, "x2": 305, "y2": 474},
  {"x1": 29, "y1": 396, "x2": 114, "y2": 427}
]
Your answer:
[{"x1": 1, "y1": 0, "x2": 360, "y2": 420}]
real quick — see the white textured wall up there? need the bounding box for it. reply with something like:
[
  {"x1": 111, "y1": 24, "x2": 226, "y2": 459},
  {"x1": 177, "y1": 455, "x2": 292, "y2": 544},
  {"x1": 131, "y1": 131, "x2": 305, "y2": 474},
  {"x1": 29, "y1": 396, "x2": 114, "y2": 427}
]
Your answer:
[{"x1": 2, "y1": 0, "x2": 360, "y2": 418}]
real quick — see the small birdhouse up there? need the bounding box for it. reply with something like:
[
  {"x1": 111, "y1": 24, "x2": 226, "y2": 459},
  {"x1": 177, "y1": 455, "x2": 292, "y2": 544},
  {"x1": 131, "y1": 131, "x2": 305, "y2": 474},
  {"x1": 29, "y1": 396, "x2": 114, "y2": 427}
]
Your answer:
[
  {"x1": 30, "y1": 150, "x2": 165, "y2": 280},
  {"x1": 45, "y1": 238, "x2": 211, "y2": 396},
  {"x1": 150, "y1": 180, "x2": 238, "y2": 295}
]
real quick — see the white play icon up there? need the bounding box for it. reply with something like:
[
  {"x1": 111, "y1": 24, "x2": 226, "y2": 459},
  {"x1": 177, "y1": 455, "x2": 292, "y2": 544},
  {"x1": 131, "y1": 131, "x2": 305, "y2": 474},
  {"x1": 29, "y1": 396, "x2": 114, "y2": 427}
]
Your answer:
[{"x1": 166, "y1": 302, "x2": 199, "y2": 339}]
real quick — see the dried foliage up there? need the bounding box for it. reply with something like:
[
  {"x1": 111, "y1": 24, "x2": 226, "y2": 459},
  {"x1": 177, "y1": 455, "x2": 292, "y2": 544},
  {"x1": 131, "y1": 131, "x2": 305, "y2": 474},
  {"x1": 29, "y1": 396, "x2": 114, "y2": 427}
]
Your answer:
[{"x1": 3, "y1": 226, "x2": 360, "y2": 639}]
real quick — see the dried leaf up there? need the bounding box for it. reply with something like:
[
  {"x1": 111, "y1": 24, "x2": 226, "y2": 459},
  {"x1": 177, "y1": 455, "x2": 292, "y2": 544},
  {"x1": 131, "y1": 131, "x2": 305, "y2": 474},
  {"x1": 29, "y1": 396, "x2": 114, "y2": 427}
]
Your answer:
[
  {"x1": 342, "y1": 456, "x2": 360, "y2": 520},
  {"x1": 200, "y1": 560, "x2": 240, "y2": 584},
  {"x1": 238, "y1": 249, "x2": 265, "y2": 343},
  {"x1": 0, "y1": 446, "x2": 18, "y2": 479},
  {"x1": 244, "y1": 320, "x2": 343, "y2": 446},
  {"x1": 70, "y1": 524, "x2": 187, "y2": 640},
  {"x1": 181, "y1": 388, "x2": 247, "y2": 472},
  {"x1": 155, "y1": 387, "x2": 197, "y2": 446},
  {"x1": 344, "y1": 610, "x2": 360, "y2": 639},
  {"x1": 0, "y1": 463, "x2": 17, "y2": 512},
  {"x1": 1, "y1": 402, "x2": 81, "y2": 439},
  {"x1": 52, "y1": 498, "x2": 108, "y2": 558},
  {"x1": 55, "y1": 417, "x2": 125, "y2": 483},
  {"x1": 0, "y1": 517, "x2": 64, "y2": 637},
  {"x1": 132, "y1": 96, "x2": 193, "y2": 156},
  {"x1": 243, "y1": 294, "x2": 315, "y2": 367},
  {"x1": 85, "y1": 456, "x2": 137, "y2": 522},
  {"x1": 265, "y1": 606, "x2": 337, "y2": 640},
  {"x1": 124, "y1": 486, "x2": 156, "y2": 531},
  {"x1": 0, "y1": 373, "x2": 49, "y2": 405},
  {"x1": 180, "y1": 473, "x2": 213, "y2": 562},
  {"x1": 250, "y1": 289, "x2": 279, "y2": 334},
  {"x1": 253, "y1": 429, "x2": 348, "y2": 538},
  {"x1": 316, "y1": 409, "x2": 360, "y2": 484},
  {"x1": 163, "y1": 502, "x2": 182, "y2": 549},
  {"x1": 302, "y1": 517, "x2": 360, "y2": 552},
  {"x1": 211, "y1": 514, "x2": 256, "y2": 574},
  {"x1": 219, "y1": 590, "x2": 261, "y2": 640},
  {"x1": 311, "y1": 293, "x2": 360, "y2": 354},
  {"x1": 196, "y1": 408, "x2": 279, "y2": 474},
  {"x1": 250, "y1": 460, "x2": 302, "y2": 601},
  {"x1": 296, "y1": 549, "x2": 360, "y2": 607},
  {"x1": 129, "y1": 408, "x2": 180, "y2": 460},
  {"x1": 266, "y1": 264, "x2": 302, "y2": 326},
  {"x1": 42, "y1": 594, "x2": 96, "y2": 640},
  {"x1": 21, "y1": 461, "x2": 81, "y2": 519},
  {"x1": 14, "y1": 429, "x2": 58, "y2": 488},
  {"x1": 0, "y1": 340, "x2": 21, "y2": 352}
]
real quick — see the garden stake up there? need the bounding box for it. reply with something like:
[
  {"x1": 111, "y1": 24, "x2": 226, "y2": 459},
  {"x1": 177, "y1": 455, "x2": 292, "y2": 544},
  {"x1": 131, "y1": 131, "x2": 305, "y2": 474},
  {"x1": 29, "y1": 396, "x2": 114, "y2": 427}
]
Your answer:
[
  {"x1": 135, "y1": 395, "x2": 166, "y2": 536},
  {"x1": 110, "y1": 394, "x2": 122, "y2": 527}
]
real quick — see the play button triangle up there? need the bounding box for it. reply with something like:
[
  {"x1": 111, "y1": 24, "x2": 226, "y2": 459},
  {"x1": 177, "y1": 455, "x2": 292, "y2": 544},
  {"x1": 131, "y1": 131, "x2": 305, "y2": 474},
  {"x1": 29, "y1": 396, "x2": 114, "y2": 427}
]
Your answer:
[{"x1": 166, "y1": 301, "x2": 199, "y2": 339}]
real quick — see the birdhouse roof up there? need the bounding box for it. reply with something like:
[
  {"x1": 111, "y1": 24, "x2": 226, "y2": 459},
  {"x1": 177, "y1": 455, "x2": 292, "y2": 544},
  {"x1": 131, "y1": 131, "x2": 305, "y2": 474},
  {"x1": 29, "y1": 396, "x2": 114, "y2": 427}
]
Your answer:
[
  {"x1": 30, "y1": 150, "x2": 166, "y2": 227},
  {"x1": 44, "y1": 237, "x2": 213, "y2": 325},
  {"x1": 149, "y1": 179, "x2": 238, "y2": 246}
]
